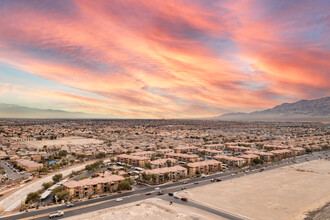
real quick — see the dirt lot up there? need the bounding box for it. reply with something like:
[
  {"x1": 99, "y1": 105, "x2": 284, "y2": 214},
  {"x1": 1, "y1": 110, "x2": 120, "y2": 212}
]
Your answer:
[
  {"x1": 22, "y1": 136, "x2": 103, "y2": 148},
  {"x1": 177, "y1": 160, "x2": 330, "y2": 220},
  {"x1": 64, "y1": 198, "x2": 223, "y2": 220}
]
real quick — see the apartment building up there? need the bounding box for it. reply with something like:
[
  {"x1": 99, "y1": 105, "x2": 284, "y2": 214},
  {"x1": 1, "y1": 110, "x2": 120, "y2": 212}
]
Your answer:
[
  {"x1": 63, "y1": 174, "x2": 124, "y2": 199},
  {"x1": 213, "y1": 155, "x2": 246, "y2": 167},
  {"x1": 226, "y1": 145, "x2": 251, "y2": 152},
  {"x1": 263, "y1": 145, "x2": 289, "y2": 151},
  {"x1": 238, "y1": 154, "x2": 260, "y2": 165},
  {"x1": 142, "y1": 165, "x2": 187, "y2": 184},
  {"x1": 173, "y1": 146, "x2": 198, "y2": 154},
  {"x1": 150, "y1": 158, "x2": 177, "y2": 169},
  {"x1": 269, "y1": 149, "x2": 292, "y2": 160},
  {"x1": 165, "y1": 153, "x2": 199, "y2": 162},
  {"x1": 131, "y1": 151, "x2": 156, "y2": 158},
  {"x1": 252, "y1": 151, "x2": 274, "y2": 162},
  {"x1": 198, "y1": 149, "x2": 224, "y2": 157},
  {"x1": 186, "y1": 160, "x2": 222, "y2": 176},
  {"x1": 289, "y1": 147, "x2": 306, "y2": 156},
  {"x1": 203, "y1": 144, "x2": 225, "y2": 150},
  {"x1": 116, "y1": 154, "x2": 150, "y2": 167},
  {"x1": 155, "y1": 149, "x2": 174, "y2": 154}
]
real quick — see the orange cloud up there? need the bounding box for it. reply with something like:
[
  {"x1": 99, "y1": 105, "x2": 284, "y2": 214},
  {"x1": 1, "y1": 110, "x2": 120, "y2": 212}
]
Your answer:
[{"x1": 0, "y1": 0, "x2": 328, "y2": 118}]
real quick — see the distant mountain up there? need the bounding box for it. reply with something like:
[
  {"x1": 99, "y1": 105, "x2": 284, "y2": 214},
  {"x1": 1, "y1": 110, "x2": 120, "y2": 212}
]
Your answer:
[
  {"x1": 0, "y1": 103, "x2": 99, "y2": 119},
  {"x1": 217, "y1": 97, "x2": 330, "y2": 121}
]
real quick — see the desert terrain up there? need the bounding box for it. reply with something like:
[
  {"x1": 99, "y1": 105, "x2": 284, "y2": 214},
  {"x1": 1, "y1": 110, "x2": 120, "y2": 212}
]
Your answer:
[
  {"x1": 64, "y1": 198, "x2": 223, "y2": 220},
  {"x1": 176, "y1": 159, "x2": 330, "y2": 220}
]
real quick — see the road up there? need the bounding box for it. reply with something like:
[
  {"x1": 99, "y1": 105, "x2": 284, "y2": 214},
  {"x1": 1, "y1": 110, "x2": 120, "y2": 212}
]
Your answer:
[
  {"x1": 0, "y1": 160, "x2": 100, "y2": 212},
  {"x1": 0, "y1": 150, "x2": 329, "y2": 220},
  {"x1": 0, "y1": 161, "x2": 29, "y2": 180},
  {"x1": 162, "y1": 196, "x2": 245, "y2": 220}
]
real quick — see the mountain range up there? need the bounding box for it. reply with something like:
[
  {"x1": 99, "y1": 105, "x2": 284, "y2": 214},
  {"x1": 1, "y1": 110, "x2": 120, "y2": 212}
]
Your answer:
[
  {"x1": 217, "y1": 97, "x2": 330, "y2": 121},
  {"x1": 0, "y1": 103, "x2": 99, "y2": 119}
]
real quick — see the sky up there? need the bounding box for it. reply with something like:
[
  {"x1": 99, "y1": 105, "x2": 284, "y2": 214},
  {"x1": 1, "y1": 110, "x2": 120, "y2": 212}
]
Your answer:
[{"x1": 0, "y1": 0, "x2": 329, "y2": 118}]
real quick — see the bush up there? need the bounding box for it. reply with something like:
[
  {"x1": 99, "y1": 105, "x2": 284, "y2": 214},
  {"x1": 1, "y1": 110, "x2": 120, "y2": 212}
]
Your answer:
[{"x1": 52, "y1": 173, "x2": 63, "y2": 183}]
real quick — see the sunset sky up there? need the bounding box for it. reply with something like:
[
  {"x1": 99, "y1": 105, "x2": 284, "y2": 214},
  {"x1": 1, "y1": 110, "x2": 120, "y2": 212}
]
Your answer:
[{"x1": 0, "y1": 0, "x2": 329, "y2": 118}]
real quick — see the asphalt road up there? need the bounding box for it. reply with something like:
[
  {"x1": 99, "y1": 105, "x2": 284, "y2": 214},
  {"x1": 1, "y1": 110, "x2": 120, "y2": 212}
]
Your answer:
[
  {"x1": 1, "y1": 150, "x2": 329, "y2": 220},
  {"x1": 0, "y1": 161, "x2": 29, "y2": 180},
  {"x1": 162, "y1": 196, "x2": 245, "y2": 220}
]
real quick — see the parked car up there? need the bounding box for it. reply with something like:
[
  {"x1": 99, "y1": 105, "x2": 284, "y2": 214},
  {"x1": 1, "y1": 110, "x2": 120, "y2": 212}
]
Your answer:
[
  {"x1": 116, "y1": 198, "x2": 123, "y2": 202},
  {"x1": 181, "y1": 197, "x2": 188, "y2": 201},
  {"x1": 194, "y1": 181, "x2": 199, "y2": 184},
  {"x1": 183, "y1": 181, "x2": 187, "y2": 184},
  {"x1": 168, "y1": 192, "x2": 174, "y2": 196},
  {"x1": 145, "y1": 192, "x2": 152, "y2": 195},
  {"x1": 49, "y1": 211, "x2": 64, "y2": 218},
  {"x1": 66, "y1": 203, "x2": 74, "y2": 207},
  {"x1": 157, "y1": 191, "x2": 163, "y2": 195},
  {"x1": 216, "y1": 179, "x2": 222, "y2": 182}
]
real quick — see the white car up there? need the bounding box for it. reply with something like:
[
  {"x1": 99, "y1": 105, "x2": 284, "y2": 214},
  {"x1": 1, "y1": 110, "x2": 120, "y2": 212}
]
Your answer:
[
  {"x1": 116, "y1": 198, "x2": 123, "y2": 202},
  {"x1": 174, "y1": 195, "x2": 181, "y2": 199},
  {"x1": 154, "y1": 187, "x2": 160, "y2": 190},
  {"x1": 49, "y1": 211, "x2": 64, "y2": 218}
]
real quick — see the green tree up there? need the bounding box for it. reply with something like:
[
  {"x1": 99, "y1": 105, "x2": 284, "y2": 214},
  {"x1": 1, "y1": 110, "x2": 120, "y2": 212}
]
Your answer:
[
  {"x1": 42, "y1": 181, "x2": 53, "y2": 190},
  {"x1": 52, "y1": 173, "x2": 63, "y2": 183},
  {"x1": 52, "y1": 186, "x2": 64, "y2": 194},
  {"x1": 40, "y1": 166, "x2": 49, "y2": 174},
  {"x1": 96, "y1": 152, "x2": 106, "y2": 159},
  {"x1": 58, "y1": 150, "x2": 68, "y2": 157},
  {"x1": 253, "y1": 158, "x2": 263, "y2": 165},
  {"x1": 25, "y1": 192, "x2": 40, "y2": 204},
  {"x1": 119, "y1": 181, "x2": 131, "y2": 190},
  {"x1": 151, "y1": 174, "x2": 157, "y2": 183},
  {"x1": 145, "y1": 163, "x2": 152, "y2": 169},
  {"x1": 56, "y1": 190, "x2": 69, "y2": 201},
  {"x1": 79, "y1": 175, "x2": 88, "y2": 180}
]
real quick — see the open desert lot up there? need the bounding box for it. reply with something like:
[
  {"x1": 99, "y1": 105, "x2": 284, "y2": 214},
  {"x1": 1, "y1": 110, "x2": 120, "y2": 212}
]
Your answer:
[
  {"x1": 64, "y1": 198, "x2": 223, "y2": 220},
  {"x1": 22, "y1": 136, "x2": 103, "y2": 148},
  {"x1": 177, "y1": 160, "x2": 330, "y2": 220}
]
